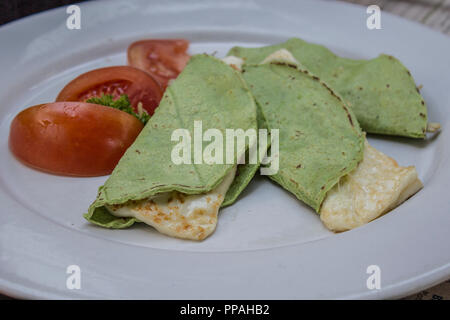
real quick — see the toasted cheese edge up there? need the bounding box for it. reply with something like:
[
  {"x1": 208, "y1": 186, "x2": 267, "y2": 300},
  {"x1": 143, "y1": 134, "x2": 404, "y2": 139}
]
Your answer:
[
  {"x1": 106, "y1": 166, "x2": 236, "y2": 241},
  {"x1": 261, "y1": 48, "x2": 299, "y2": 65},
  {"x1": 320, "y1": 139, "x2": 423, "y2": 232}
]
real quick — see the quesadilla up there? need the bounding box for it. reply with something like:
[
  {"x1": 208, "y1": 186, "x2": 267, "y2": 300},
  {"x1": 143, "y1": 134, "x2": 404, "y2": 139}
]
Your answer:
[
  {"x1": 229, "y1": 37, "x2": 429, "y2": 138},
  {"x1": 241, "y1": 61, "x2": 365, "y2": 211},
  {"x1": 242, "y1": 52, "x2": 423, "y2": 230},
  {"x1": 84, "y1": 54, "x2": 258, "y2": 240}
]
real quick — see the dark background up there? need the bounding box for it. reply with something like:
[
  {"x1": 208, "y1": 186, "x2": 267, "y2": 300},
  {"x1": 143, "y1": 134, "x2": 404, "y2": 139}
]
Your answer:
[{"x1": 0, "y1": 0, "x2": 91, "y2": 26}]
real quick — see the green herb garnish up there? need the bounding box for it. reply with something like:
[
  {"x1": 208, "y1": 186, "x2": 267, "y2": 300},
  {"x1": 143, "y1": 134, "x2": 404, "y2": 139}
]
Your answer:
[{"x1": 86, "y1": 94, "x2": 150, "y2": 124}]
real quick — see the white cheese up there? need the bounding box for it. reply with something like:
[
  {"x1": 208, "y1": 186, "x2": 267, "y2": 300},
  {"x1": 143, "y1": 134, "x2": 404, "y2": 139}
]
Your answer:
[
  {"x1": 426, "y1": 122, "x2": 441, "y2": 133},
  {"x1": 261, "y1": 49, "x2": 300, "y2": 66},
  {"x1": 320, "y1": 139, "x2": 423, "y2": 232},
  {"x1": 222, "y1": 55, "x2": 244, "y2": 71},
  {"x1": 106, "y1": 166, "x2": 236, "y2": 240}
]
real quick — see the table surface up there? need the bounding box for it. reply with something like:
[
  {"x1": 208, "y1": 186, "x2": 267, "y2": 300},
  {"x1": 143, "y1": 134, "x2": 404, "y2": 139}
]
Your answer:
[{"x1": 0, "y1": 0, "x2": 448, "y2": 300}]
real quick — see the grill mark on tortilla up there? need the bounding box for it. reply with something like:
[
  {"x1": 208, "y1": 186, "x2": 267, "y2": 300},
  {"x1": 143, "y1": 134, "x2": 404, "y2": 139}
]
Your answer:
[
  {"x1": 270, "y1": 62, "x2": 357, "y2": 129},
  {"x1": 271, "y1": 61, "x2": 298, "y2": 69}
]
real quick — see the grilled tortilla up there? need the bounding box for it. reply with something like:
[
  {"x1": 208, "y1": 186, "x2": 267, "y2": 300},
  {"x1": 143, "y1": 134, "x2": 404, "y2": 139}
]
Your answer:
[
  {"x1": 229, "y1": 37, "x2": 428, "y2": 138},
  {"x1": 242, "y1": 62, "x2": 364, "y2": 211},
  {"x1": 244, "y1": 52, "x2": 422, "y2": 230},
  {"x1": 84, "y1": 54, "x2": 257, "y2": 240}
]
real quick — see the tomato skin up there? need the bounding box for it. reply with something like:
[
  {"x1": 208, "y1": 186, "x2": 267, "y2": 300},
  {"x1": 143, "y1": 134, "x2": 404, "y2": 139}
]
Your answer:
[
  {"x1": 56, "y1": 66, "x2": 163, "y2": 115},
  {"x1": 9, "y1": 102, "x2": 143, "y2": 177},
  {"x1": 128, "y1": 39, "x2": 190, "y2": 89}
]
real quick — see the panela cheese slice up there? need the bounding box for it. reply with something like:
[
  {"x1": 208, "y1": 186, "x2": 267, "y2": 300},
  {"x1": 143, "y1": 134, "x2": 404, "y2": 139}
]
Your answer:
[
  {"x1": 261, "y1": 49, "x2": 300, "y2": 66},
  {"x1": 222, "y1": 56, "x2": 244, "y2": 71},
  {"x1": 320, "y1": 139, "x2": 423, "y2": 232},
  {"x1": 84, "y1": 54, "x2": 257, "y2": 240},
  {"x1": 106, "y1": 166, "x2": 237, "y2": 240}
]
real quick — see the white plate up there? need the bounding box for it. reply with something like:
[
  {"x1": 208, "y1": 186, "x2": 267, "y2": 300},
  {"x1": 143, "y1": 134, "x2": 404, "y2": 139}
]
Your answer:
[{"x1": 0, "y1": 0, "x2": 449, "y2": 299}]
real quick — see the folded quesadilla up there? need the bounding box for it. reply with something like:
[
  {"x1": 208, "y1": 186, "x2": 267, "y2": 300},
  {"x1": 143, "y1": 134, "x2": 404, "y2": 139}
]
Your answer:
[
  {"x1": 241, "y1": 52, "x2": 423, "y2": 230},
  {"x1": 229, "y1": 37, "x2": 429, "y2": 138},
  {"x1": 221, "y1": 56, "x2": 270, "y2": 207},
  {"x1": 84, "y1": 54, "x2": 258, "y2": 240},
  {"x1": 241, "y1": 60, "x2": 365, "y2": 211},
  {"x1": 222, "y1": 102, "x2": 269, "y2": 207}
]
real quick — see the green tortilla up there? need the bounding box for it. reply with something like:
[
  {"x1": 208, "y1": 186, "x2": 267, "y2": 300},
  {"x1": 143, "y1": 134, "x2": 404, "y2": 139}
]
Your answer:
[
  {"x1": 222, "y1": 104, "x2": 269, "y2": 207},
  {"x1": 85, "y1": 54, "x2": 257, "y2": 228},
  {"x1": 229, "y1": 38, "x2": 428, "y2": 138},
  {"x1": 242, "y1": 62, "x2": 364, "y2": 211}
]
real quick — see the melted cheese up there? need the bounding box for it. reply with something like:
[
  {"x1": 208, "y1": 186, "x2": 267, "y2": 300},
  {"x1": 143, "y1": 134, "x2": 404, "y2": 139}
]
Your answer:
[
  {"x1": 261, "y1": 49, "x2": 299, "y2": 65},
  {"x1": 426, "y1": 122, "x2": 441, "y2": 133},
  {"x1": 222, "y1": 56, "x2": 244, "y2": 71},
  {"x1": 106, "y1": 167, "x2": 236, "y2": 240},
  {"x1": 320, "y1": 139, "x2": 423, "y2": 232},
  {"x1": 106, "y1": 57, "x2": 248, "y2": 240}
]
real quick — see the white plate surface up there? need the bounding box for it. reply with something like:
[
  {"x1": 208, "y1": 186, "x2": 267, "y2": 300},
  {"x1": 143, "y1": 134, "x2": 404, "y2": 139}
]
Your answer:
[{"x1": 0, "y1": 0, "x2": 449, "y2": 299}]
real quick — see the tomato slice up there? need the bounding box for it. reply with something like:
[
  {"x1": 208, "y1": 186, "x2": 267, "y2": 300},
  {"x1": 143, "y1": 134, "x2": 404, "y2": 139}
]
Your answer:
[
  {"x1": 9, "y1": 102, "x2": 144, "y2": 177},
  {"x1": 127, "y1": 39, "x2": 190, "y2": 89},
  {"x1": 56, "y1": 66, "x2": 163, "y2": 115}
]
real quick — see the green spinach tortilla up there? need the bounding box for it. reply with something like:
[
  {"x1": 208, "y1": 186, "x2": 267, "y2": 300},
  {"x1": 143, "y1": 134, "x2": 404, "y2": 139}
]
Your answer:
[
  {"x1": 242, "y1": 62, "x2": 364, "y2": 211},
  {"x1": 222, "y1": 103, "x2": 269, "y2": 206},
  {"x1": 229, "y1": 38, "x2": 428, "y2": 138},
  {"x1": 85, "y1": 54, "x2": 258, "y2": 228}
]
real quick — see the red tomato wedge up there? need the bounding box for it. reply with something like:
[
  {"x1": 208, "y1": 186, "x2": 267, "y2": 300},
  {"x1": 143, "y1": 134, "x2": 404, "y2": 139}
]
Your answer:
[
  {"x1": 56, "y1": 66, "x2": 163, "y2": 115},
  {"x1": 9, "y1": 102, "x2": 143, "y2": 177},
  {"x1": 127, "y1": 39, "x2": 190, "y2": 89}
]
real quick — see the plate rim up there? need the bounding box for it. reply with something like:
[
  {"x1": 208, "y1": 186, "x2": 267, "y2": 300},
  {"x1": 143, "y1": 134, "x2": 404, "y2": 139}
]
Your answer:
[{"x1": 0, "y1": 0, "x2": 449, "y2": 299}]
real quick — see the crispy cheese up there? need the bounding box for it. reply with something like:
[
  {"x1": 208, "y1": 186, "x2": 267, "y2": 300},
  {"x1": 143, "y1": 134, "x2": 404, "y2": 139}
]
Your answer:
[
  {"x1": 320, "y1": 139, "x2": 423, "y2": 232},
  {"x1": 222, "y1": 56, "x2": 244, "y2": 71},
  {"x1": 261, "y1": 49, "x2": 300, "y2": 66},
  {"x1": 106, "y1": 167, "x2": 236, "y2": 241}
]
